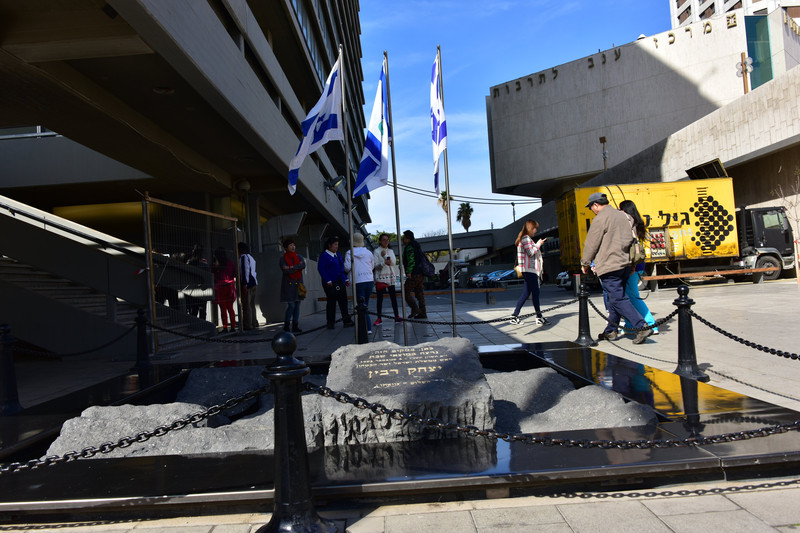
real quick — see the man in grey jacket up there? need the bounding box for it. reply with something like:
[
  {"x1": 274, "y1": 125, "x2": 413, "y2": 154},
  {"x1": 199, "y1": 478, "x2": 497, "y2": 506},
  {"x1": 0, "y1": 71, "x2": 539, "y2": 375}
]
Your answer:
[{"x1": 580, "y1": 193, "x2": 652, "y2": 344}]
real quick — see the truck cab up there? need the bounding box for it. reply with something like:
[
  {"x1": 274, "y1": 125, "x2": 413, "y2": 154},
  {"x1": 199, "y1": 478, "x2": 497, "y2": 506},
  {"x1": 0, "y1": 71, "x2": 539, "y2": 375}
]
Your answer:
[{"x1": 734, "y1": 206, "x2": 795, "y2": 280}]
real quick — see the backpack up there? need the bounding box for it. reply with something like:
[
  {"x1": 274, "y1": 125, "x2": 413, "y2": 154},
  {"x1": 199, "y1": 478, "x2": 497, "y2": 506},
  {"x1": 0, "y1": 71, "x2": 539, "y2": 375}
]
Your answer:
[{"x1": 420, "y1": 254, "x2": 436, "y2": 277}]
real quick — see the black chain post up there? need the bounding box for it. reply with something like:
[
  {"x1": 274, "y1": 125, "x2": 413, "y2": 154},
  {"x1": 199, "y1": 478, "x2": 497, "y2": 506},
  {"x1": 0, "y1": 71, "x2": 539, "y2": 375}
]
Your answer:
[
  {"x1": 673, "y1": 286, "x2": 709, "y2": 382},
  {"x1": 257, "y1": 332, "x2": 337, "y2": 533},
  {"x1": 0, "y1": 325, "x2": 22, "y2": 415},
  {"x1": 355, "y1": 296, "x2": 368, "y2": 344},
  {"x1": 574, "y1": 282, "x2": 598, "y2": 347},
  {"x1": 134, "y1": 308, "x2": 152, "y2": 373}
]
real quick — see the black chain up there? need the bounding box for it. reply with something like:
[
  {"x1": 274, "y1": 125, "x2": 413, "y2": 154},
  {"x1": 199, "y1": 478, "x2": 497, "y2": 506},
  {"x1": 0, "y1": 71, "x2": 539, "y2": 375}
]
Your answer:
[
  {"x1": 688, "y1": 310, "x2": 800, "y2": 361},
  {"x1": 538, "y1": 478, "x2": 800, "y2": 500},
  {"x1": 9, "y1": 325, "x2": 137, "y2": 358},
  {"x1": 388, "y1": 298, "x2": 579, "y2": 326},
  {"x1": 305, "y1": 382, "x2": 800, "y2": 449},
  {"x1": 0, "y1": 385, "x2": 269, "y2": 476},
  {"x1": 148, "y1": 321, "x2": 331, "y2": 344},
  {"x1": 587, "y1": 298, "x2": 678, "y2": 332}
]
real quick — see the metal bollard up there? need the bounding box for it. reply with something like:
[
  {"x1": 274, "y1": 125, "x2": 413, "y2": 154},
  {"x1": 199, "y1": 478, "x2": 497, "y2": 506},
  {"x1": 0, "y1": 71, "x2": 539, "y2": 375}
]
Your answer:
[
  {"x1": 673, "y1": 286, "x2": 710, "y2": 382},
  {"x1": 574, "y1": 284, "x2": 598, "y2": 347},
  {"x1": 258, "y1": 332, "x2": 336, "y2": 533},
  {"x1": 355, "y1": 296, "x2": 368, "y2": 344},
  {"x1": 0, "y1": 324, "x2": 22, "y2": 415},
  {"x1": 134, "y1": 308, "x2": 152, "y2": 372}
]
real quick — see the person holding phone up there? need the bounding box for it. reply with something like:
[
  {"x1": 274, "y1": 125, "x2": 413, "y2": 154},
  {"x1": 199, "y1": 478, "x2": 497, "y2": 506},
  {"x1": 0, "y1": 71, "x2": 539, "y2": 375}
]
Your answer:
[{"x1": 509, "y1": 219, "x2": 549, "y2": 325}]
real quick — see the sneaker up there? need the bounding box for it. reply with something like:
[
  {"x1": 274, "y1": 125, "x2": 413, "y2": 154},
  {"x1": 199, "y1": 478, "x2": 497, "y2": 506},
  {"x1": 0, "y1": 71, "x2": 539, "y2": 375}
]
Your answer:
[
  {"x1": 534, "y1": 316, "x2": 550, "y2": 325},
  {"x1": 509, "y1": 316, "x2": 521, "y2": 325},
  {"x1": 632, "y1": 328, "x2": 653, "y2": 345},
  {"x1": 415, "y1": 313, "x2": 427, "y2": 319},
  {"x1": 394, "y1": 316, "x2": 403, "y2": 322},
  {"x1": 598, "y1": 330, "x2": 618, "y2": 341},
  {"x1": 374, "y1": 318, "x2": 383, "y2": 326}
]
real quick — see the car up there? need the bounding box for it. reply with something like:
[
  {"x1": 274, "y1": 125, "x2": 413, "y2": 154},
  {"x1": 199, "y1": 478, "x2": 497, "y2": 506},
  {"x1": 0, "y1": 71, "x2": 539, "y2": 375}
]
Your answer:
[
  {"x1": 485, "y1": 269, "x2": 513, "y2": 287},
  {"x1": 468, "y1": 272, "x2": 488, "y2": 287}
]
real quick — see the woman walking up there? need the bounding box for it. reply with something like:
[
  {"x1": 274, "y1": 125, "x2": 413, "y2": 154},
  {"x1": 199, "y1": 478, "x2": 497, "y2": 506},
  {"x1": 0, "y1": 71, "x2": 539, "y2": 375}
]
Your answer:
[
  {"x1": 372, "y1": 233, "x2": 401, "y2": 325},
  {"x1": 212, "y1": 247, "x2": 237, "y2": 332},
  {"x1": 279, "y1": 238, "x2": 306, "y2": 332},
  {"x1": 509, "y1": 219, "x2": 549, "y2": 325},
  {"x1": 620, "y1": 200, "x2": 658, "y2": 334}
]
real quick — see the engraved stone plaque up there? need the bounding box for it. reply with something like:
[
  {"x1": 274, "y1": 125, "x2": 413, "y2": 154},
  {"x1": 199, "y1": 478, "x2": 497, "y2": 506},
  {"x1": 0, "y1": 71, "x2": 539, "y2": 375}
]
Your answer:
[{"x1": 322, "y1": 338, "x2": 494, "y2": 445}]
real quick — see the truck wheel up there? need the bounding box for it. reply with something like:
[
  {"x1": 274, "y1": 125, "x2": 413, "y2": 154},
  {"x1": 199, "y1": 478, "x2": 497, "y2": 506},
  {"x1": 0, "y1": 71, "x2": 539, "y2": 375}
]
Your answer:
[{"x1": 756, "y1": 256, "x2": 781, "y2": 281}]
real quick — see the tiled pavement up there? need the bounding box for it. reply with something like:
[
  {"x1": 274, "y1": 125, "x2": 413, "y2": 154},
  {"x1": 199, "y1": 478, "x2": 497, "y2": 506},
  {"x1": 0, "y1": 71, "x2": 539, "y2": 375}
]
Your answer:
[{"x1": 5, "y1": 279, "x2": 800, "y2": 531}]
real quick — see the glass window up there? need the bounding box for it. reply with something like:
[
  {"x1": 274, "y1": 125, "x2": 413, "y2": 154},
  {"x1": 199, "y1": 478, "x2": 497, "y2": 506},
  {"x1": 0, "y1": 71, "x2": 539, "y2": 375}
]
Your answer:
[{"x1": 745, "y1": 15, "x2": 774, "y2": 89}]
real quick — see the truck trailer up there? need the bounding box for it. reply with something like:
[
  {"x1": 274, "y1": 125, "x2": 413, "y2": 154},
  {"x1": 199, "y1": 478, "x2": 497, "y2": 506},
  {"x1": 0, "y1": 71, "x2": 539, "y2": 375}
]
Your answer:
[{"x1": 556, "y1": 178, "x2": 795, "y2": 287}]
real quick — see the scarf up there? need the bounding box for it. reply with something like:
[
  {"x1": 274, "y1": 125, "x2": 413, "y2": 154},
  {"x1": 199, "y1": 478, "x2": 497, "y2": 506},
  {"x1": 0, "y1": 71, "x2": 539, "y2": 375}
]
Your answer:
[{"x1": 284, "y1": 251, "x2": 302, "y2": 280}]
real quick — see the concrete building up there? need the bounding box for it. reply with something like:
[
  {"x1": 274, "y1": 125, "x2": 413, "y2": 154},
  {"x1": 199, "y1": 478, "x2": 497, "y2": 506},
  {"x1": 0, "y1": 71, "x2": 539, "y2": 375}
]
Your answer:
[
  {"x1": 487, "y1": 6, "x2": 800, "y2": 204},
  {"x1": 0, "y1": 1, "x2": 367, "y2": 351},
  {"x1": 670, "y1": 0, "x2": 800, "y2": 27}
]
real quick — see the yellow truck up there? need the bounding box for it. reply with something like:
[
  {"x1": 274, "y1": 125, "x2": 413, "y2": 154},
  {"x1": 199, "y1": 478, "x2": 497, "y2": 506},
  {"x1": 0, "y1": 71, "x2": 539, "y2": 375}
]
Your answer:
[{"x1": 556, "y1": 178, "x2": 794, "y2": 287}]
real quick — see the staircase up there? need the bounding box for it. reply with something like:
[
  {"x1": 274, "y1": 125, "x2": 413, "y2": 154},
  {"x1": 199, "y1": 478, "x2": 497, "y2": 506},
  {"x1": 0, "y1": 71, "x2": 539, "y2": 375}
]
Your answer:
[{"x1": 0, "y1": 195, "x2": 214, "y2": 358}]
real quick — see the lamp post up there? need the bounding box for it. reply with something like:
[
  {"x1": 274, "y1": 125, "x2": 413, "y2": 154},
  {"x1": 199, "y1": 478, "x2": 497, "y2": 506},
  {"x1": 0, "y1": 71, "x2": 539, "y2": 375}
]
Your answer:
[{"x1": 599, "y1": 136, "x2": 608, "y2": 171}]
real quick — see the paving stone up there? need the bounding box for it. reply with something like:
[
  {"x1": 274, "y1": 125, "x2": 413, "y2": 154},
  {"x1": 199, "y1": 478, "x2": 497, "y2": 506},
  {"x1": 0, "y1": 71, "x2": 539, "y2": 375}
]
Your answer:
[
  {"x1": 385, "y1": 510, "x2": 476, "y2": 533},
  {"x1": 471, "y1": 505, "x2": 564, "y2": 527},
  {"x1": 726, "y1": 489, "x2": 800, "y2": 526},
  {"x1": 642, "y1": 494, "x2": 740, "y2": 516},
  {"x1": 345, "y1": 515, "x2": 386, "y2": 532},
  {"x1": 659, "y1": 509, "x2": 778, "y2": 533},
  {"x1": 556, "y1": 500, "x2": 672, "y2": 532}
]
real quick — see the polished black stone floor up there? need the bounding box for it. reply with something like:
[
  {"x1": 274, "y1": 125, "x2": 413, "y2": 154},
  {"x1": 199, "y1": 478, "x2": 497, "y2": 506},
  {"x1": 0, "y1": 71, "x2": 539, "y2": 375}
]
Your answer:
[{"x1": 1, "y1": 341, "x2": 799, "y2": 512}]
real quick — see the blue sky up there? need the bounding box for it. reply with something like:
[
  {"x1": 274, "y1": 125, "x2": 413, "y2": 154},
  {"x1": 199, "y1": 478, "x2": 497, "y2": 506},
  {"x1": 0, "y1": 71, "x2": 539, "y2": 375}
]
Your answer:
[{"x1": 357, "y1": 0, "x2": 670, "y2": 237}]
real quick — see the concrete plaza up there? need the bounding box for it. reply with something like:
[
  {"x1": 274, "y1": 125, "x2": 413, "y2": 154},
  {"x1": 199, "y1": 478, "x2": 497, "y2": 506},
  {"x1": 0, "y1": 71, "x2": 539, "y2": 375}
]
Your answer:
[{"x1": 5, "y1": 278, "x2": 800, "y2": 531}]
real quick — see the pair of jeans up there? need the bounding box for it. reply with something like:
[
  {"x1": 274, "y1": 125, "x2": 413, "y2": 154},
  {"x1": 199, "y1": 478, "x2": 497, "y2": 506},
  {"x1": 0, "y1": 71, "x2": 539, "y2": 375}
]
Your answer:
[
  {"x1": 375, "y1": 283, "x2": 399, "y2": 318},
  {"x1": 355, "y1": 281, "x2": 374, "y2": 327},
  {"x1": 241, "y1": 285, "x2": 258, "y2": 329},
  {"x1": 284, "y1": 300, "x2": 300, "y2": 324},
  {"x1": 599, "y1": 267, "x2": 645, "y2": 334},
  {"x1": 623, "y1": 270, "x2": 657, "y2": 332},
  {"x1": 512, "y1": 272, "x2": 542, "y2": 317},
  {"x1": 404, "y1": 274, "x2": 426, "y2": 314}
]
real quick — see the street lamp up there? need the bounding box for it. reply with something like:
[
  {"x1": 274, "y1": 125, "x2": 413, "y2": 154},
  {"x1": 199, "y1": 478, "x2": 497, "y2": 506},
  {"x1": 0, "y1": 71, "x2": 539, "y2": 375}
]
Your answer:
[{"x1": 599, "y1": 136, "x2": 608, "y2": 171}]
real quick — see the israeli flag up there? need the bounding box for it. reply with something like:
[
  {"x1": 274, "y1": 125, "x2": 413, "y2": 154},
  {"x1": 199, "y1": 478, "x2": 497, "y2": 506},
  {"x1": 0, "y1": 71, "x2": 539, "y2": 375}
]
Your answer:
[
  {"x1": 430, "y1": 51, "x2": 447, "y2": 196},
  {"x1": 353, "y1": 60, "x2": 390, "y2": 198},
  {"x1": 288, "y1": 54, "x2": 344, "y2": 195}
]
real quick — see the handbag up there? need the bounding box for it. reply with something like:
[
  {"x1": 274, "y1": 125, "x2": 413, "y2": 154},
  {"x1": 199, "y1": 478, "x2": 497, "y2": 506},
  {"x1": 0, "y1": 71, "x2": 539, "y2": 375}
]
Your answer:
[
  {"x1": 514, "y1": 265, "x2": 523, "y2": 278},
  {"x1": 629, "y1": 240, "x2": 646, "y2": 265},
  {"x1": 375, "y1": 281, "x2": 389, "y2": 291},
  {"x1": 297, "y1": 281, "x2": 307, "y2": 300}
]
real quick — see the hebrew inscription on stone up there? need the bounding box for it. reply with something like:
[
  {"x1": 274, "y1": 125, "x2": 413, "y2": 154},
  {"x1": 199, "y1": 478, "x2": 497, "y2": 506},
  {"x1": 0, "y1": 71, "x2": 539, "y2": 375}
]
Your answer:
[{"x1": 353, "y1": 345, "x2": 457, "y2": 389}]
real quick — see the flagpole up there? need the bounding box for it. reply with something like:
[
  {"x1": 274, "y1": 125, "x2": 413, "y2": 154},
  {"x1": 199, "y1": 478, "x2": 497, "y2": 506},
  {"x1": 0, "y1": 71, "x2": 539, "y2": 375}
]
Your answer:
[
  {"x1": 437, "y1": 45, "x2": 457, "y2": 337},
  {"x1": 338, "y1": 45, "x2": 357, "y2": 343},
  {"x1": 384, "y1": 51, "x2": 408, "y2": 345}
]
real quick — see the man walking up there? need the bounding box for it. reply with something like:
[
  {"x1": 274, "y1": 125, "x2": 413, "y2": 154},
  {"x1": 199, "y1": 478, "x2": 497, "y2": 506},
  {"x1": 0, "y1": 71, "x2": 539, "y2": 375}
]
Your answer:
[
  {"x1": 237, "y1": 242, "x2": 259, "y2": 330},
  {"x1": 580, "y1": 193, "x2": 652, "y2": 344},
  {"x1": 401, "y1": 230, "x2": 427, "y2": 319}
]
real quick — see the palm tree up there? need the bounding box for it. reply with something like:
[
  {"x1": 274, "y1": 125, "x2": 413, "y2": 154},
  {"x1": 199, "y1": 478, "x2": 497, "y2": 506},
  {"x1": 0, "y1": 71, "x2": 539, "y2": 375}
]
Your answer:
[
  {"x1": 437, "y1": 190, "x2": 449, "y2": 214},
  {"x1": 457, "y1": 202, "x2": 473, "y2": 232}
]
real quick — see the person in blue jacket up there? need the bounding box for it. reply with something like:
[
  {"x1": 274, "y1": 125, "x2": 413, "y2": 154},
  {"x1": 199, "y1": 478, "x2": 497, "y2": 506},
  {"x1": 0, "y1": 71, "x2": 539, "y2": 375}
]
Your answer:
[{"x1": 317, "y1": 236, "x2": 354, "y2": 329}]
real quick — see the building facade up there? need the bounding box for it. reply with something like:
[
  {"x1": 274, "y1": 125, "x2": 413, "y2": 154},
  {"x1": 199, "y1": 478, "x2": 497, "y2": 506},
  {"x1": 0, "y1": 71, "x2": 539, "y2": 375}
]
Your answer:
[
  {"x1": 0, "y1": 0, "x2": 367, "y2": 332},
  {"x1": 487, "y1": 6, "x2": 800, "y2": 204},
  {"x1": 670, "y1": 0, "x2": 800, "y2": 27}
]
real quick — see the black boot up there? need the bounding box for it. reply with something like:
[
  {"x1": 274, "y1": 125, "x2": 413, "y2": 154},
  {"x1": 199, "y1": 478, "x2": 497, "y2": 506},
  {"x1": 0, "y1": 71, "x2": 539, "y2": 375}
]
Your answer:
[
  {"x1": 283, "y1": 322, "x2": 290, "y2": 331},
  {"x1": 292, "y1": 322, "x2": 302, "y2": 332}
]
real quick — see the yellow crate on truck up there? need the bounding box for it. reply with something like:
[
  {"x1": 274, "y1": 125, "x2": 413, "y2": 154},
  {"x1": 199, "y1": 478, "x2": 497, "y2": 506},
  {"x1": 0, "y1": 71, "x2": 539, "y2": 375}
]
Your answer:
[{"x1": 556, "y1": 178, "x2": 739, "y2": 270}]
